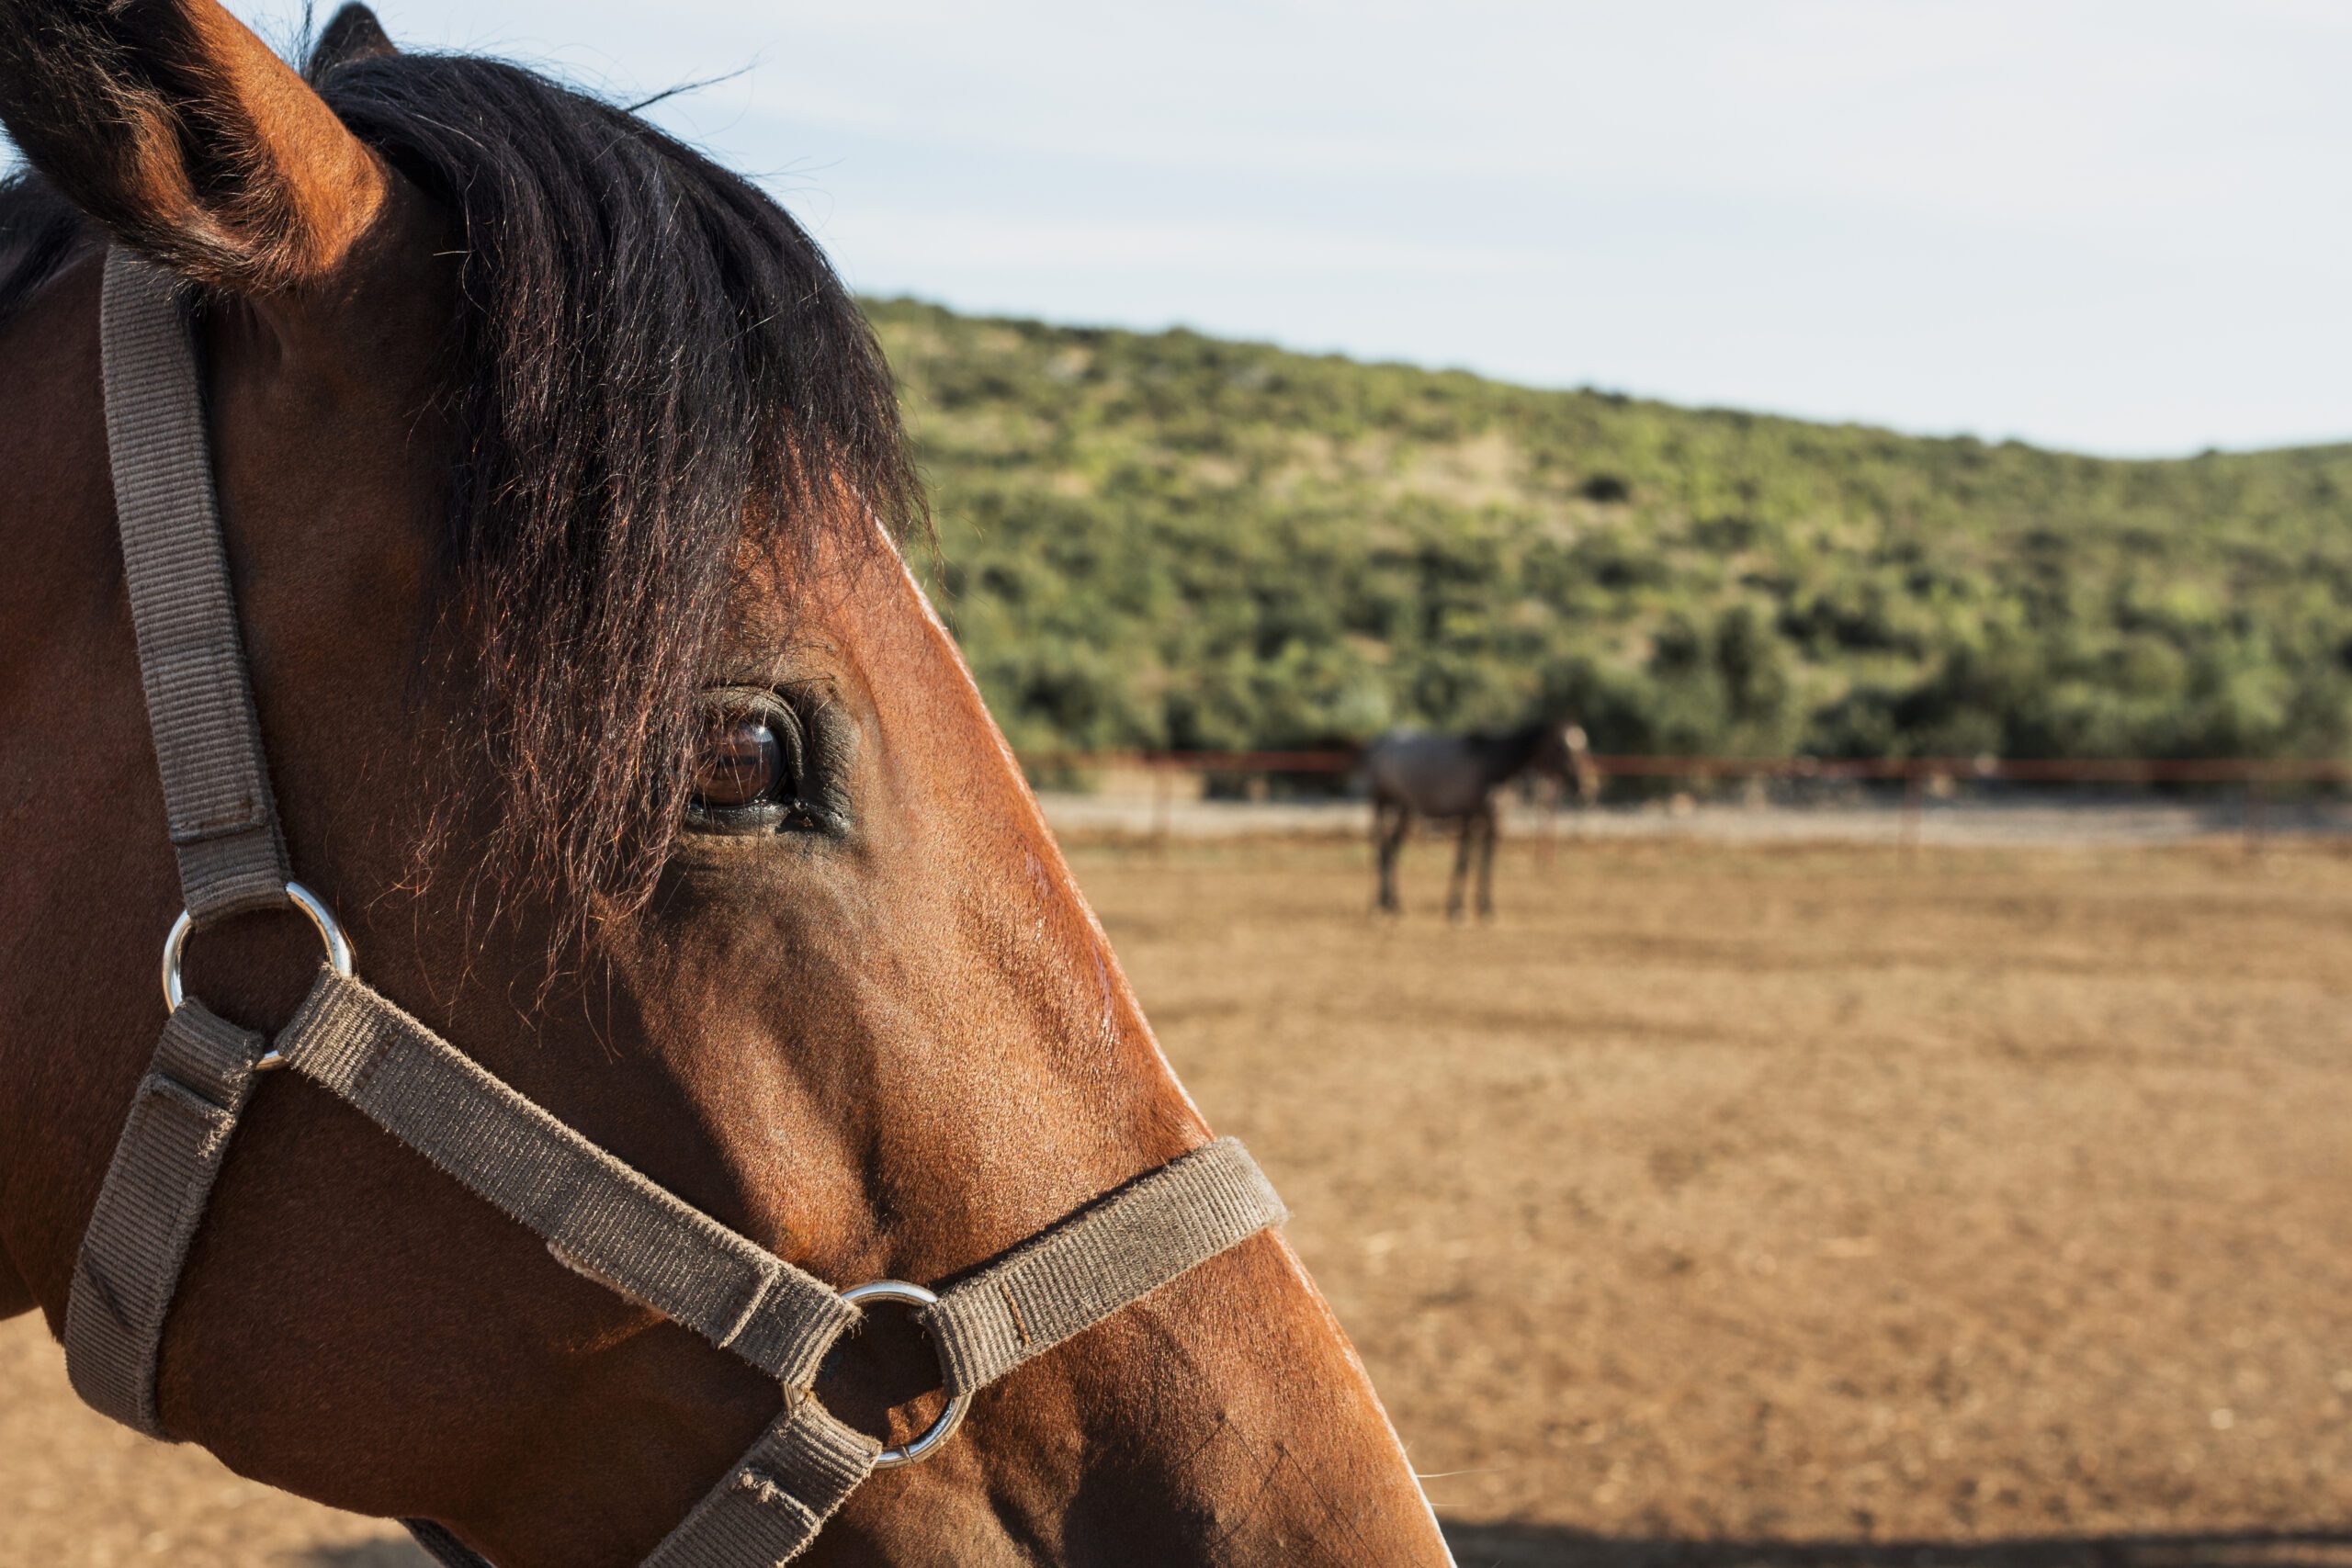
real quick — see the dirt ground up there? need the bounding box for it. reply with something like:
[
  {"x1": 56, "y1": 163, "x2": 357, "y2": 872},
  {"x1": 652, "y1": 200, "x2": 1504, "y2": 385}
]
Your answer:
[{"x1": 5, "y1": 836, "x2": 2350, "y2": 1566}]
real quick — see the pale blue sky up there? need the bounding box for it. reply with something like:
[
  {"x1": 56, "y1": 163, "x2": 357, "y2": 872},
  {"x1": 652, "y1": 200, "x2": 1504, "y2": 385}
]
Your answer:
[{"x1": 188, "y1": 4, "x2": 2352, "y2": 454}]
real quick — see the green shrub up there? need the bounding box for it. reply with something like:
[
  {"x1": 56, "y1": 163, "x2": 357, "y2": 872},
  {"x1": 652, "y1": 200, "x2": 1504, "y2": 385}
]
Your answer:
[{"x1": 869, "y1": 297, "x2": 2352, "y2": 764}]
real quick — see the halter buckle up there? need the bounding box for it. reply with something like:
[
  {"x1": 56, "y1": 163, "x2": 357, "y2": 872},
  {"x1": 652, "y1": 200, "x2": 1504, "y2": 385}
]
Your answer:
[
  {"x1": 161, "y1": 881, "x2": 356, "y2": 1067},
  {"x1": 837, "y1": 1279, "x2": 972, "y2": 1468}
]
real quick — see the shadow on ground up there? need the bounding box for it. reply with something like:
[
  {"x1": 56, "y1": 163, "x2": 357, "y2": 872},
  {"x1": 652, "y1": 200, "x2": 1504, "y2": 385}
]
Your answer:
[
  {"x1": 289, "y1": 1525, "x2": 2352, "y2": 1568},
  {"x1": 1441, "y1": 1524, "x2": 2352, "y2": 1568}
]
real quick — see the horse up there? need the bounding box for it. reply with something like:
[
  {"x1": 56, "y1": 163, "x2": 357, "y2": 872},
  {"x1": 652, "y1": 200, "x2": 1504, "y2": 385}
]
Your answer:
[
  {"x1": 1363, "y1": 721, "x2": 1598, "y2": 918},
  {"x1": 0, "y1": 5, "x2": 1458, "y2": 1563}
]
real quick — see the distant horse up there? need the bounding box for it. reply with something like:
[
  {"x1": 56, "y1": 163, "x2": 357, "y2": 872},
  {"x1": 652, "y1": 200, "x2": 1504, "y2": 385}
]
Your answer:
[
  {"x1": 1365, "y1": 722, "x2": 1599, "y2": 917},
  {"x1": 0, "y1": 5, "x2": 1457, "y2": 1563}
]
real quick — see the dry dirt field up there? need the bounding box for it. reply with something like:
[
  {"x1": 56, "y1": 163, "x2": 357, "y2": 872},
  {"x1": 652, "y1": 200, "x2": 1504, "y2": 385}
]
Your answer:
[{"x1": 5, "y1": 836, "x2": 2350, "y2": 1566}]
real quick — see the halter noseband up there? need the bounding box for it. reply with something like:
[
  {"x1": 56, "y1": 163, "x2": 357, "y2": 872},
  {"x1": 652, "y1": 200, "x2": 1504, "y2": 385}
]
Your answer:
[{"x1": 63, "y1": 248, "x2": 1286, "y2": 1567}]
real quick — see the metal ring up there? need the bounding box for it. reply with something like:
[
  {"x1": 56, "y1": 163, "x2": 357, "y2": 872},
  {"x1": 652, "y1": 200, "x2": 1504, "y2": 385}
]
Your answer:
[
  {"x1": 837, "y1": 1279, "x2": 971, "y2": 1469},
  {"x1": 161, "y1": 880, "x2": 356, "y2": 1042}
]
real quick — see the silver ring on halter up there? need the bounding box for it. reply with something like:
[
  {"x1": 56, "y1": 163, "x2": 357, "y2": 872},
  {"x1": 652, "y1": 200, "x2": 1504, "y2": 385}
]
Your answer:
[
  {"x1": 837, "y1": 1279, "x2": 972, "y2": 1469},
  {"x1": 161, "y1": 882, "x2": 356, "y2": 1069}
]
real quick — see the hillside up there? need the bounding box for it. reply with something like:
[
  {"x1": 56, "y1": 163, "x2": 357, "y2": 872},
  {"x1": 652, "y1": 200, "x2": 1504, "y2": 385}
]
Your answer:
[{"x1": 867, "y1": 299, "x2": 2352, "y2": 762}]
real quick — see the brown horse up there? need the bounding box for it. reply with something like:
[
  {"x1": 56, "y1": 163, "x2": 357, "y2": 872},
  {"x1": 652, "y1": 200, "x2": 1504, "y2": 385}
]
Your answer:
[{"x1": 0, "y1": 4, "x2": 1456, "y2": 1563}]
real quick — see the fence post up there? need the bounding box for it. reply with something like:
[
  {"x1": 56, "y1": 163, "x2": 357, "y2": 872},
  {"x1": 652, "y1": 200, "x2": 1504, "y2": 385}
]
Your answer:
[
  {"x1": 1901, "y1": 766, "x2": 1924, "y2": 857},
  {"x1": 1152, "y1": 758, "x2": 1173, "y2": 854}
]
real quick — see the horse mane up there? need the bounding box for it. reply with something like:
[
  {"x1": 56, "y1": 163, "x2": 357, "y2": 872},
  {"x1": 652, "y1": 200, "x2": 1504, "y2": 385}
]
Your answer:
[
  {"x1": 1, "y1": 29, "x2": 925, "y2": 916},
  {"x1": 1471, "y1": 724, "x2": 1555, "y2": 778}
]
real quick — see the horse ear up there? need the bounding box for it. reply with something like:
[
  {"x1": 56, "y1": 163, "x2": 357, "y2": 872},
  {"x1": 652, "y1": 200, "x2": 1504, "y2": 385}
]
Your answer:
[
  {"x1": 0, "y1": 0, "x2": 391, "y2": 292},
  {"x1": 307, "y1": 4, "x2": 398, "y2": 81}
]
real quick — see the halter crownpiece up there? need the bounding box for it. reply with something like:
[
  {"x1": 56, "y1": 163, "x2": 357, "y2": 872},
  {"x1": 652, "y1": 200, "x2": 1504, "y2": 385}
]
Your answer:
[{"x1": 64, "y1": 248, "x2": 1288, "y2": 1568}]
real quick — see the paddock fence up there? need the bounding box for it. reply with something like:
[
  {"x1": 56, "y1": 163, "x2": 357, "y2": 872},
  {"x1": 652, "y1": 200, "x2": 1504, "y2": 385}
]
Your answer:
[{"x1": 1017, "y1": 749, "x2": 2352, "y2": 849}]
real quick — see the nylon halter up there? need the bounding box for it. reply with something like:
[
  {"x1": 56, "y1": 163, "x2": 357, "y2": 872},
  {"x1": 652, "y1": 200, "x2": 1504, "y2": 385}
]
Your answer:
[{"x1": 64, "y1": 248, "x2": 1287, "y2": 1567}]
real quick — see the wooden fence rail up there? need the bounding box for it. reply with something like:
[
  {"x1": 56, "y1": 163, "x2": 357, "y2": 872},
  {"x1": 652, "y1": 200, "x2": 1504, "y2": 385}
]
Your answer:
[
  {"x1": 1020, "y1": 750, "x2": 2352, "y2": 784},
  {"x1": 1020, "y1": 750, "x2": 2350, "y2": 852}
]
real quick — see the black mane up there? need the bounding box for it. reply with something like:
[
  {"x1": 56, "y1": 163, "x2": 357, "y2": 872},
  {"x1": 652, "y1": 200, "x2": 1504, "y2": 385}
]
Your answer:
[
  {"x1": 1, "y1": 33, "x2": 923, "y2": 912},
  {"x1": 1469, "y1": 724, "x2": 1554, "y2": 776}
]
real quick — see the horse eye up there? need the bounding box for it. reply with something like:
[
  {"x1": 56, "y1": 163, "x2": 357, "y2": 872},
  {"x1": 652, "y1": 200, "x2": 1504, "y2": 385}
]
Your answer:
[{"x1": 691, "y1": 717, "x2": 784, "y2": 809}]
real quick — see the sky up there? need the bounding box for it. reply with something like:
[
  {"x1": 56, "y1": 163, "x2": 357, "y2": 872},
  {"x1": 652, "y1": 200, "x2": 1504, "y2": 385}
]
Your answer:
[{"x1": 130, "y1": 4, "x2": 2352, "y2": 454}]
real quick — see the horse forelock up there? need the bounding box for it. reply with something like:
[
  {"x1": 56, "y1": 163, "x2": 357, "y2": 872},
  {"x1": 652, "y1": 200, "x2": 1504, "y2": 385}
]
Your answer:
[{"x1": 300, "y1": 52, "x2": 927, "y2": 920}]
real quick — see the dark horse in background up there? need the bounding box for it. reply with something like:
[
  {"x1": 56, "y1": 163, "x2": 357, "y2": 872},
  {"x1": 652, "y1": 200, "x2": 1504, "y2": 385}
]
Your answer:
[
  {"x1": 0, "y1": 1, "x2": 1456, "y2": 1562},
  {"x1": 1365, "y1": 721, "x2": 1598, "y2": 917}
]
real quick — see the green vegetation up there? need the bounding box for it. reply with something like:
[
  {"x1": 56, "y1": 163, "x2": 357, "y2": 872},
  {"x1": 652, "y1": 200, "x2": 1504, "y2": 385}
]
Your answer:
[{"x1": 869, "y1": 298, "x2": 2352, "y2": 761}]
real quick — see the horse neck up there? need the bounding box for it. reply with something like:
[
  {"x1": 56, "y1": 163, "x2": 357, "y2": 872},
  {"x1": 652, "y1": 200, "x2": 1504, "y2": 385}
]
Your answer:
[{"x1": 1476, "y1": 724, "x2": 1552, "y2": 786}]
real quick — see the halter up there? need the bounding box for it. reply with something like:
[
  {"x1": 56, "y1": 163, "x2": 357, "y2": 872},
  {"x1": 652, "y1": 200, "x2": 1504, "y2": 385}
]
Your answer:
[{"x1": 63, "y1": 249, "x2": 1287, "y2": 1567}]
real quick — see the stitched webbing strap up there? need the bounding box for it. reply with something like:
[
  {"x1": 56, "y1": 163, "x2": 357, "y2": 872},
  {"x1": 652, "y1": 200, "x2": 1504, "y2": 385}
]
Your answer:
[
  {"x1": 100, "y1": 248, "x2": 291, "y2": 921},
  {"x1": 63, "y1": 1002, "x2": 267, "y2": 1436},
  {"x1": 401, "y1": 1397, "x2": 881, "y2": 1568},
  {"x1": 923, "y1": 1137, "x2": 1285, "y2": 1396},
  {"x1": 643, "y1": 1397, "x2": 881, "y2": 1568},
  {"x1": 62, "y1": 249, "x2": 291, "y2": 1438},
  {"x1": 277, "y1": 969, "x2": 858, "y2": 1390}
]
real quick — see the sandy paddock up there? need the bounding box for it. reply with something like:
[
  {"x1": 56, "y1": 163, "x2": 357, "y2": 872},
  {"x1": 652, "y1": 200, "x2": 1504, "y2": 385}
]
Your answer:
[{"x1": 5, "y1": 837, "x2": 2348, "y2": 1566}]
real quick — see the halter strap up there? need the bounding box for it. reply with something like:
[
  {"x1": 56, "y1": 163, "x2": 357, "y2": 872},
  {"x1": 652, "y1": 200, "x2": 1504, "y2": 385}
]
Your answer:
[
  {"x1": 63, "y1": 248, "x2": 1288, "y2": 1567},
  {"x1": 96, "y1": 250, "x2": 290, "y2": 920},
  {"x1": 277, "y1": 971, "x2": 857, "y2": 1389}
]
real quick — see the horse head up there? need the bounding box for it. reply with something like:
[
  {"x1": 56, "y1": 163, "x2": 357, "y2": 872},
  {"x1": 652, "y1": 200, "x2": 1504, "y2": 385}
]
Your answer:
[
  {"x1": 0, "y1": 4, "x2": 1455, "y2": 1562},
  {"x1": 1537, "y1": 721, "x2": 1600, "y2": 805}
]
